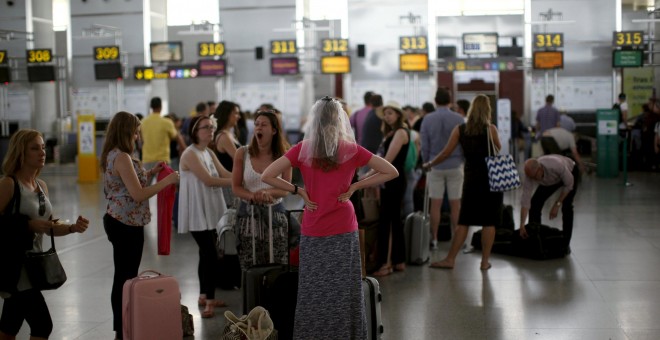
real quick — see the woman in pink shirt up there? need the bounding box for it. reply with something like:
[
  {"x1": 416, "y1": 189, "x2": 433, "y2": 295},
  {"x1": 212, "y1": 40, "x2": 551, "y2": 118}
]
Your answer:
[{"x1": 262, "y1": 96, "x2": 397, "y2": 339}]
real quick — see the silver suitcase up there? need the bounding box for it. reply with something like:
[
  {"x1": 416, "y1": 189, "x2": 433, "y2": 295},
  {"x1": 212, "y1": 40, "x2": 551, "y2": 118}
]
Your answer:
[
  {"x1": 404, "y1": 177, "x2": 430, "y2": 264},
  {"x1": 363, "y1": 276, "x2": 383, "y2": 340}
]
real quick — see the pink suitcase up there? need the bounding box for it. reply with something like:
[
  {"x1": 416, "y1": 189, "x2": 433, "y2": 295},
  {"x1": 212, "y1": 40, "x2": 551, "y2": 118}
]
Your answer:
[{"x1": 122, "y1": 270, "x2": 182, "y2": 340}]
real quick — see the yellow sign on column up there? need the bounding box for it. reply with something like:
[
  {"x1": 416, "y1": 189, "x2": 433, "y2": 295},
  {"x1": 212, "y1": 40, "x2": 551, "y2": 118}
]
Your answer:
[{"x1": 77, "y1": 114, "x2": 98, "y2": 182}]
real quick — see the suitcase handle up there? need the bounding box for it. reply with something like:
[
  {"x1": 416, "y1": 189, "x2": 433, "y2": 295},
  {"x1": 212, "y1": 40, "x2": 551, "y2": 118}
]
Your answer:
[
  {"x1": 423, "y1": 170, "x2": 430, "y2": 218},
  {"x1": 137, "y1": 270, "x2": 162, "y2": 278}
]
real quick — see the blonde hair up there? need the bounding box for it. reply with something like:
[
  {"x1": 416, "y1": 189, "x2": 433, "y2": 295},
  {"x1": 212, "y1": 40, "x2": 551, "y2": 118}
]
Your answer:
[
  {"x1": 1, "y1": 129, "x2": 43, "y2": 176},
  {"x1": 465, "y1": 94, "x2": 491, "y2": 135},
  {"x1": 101, "y1": 111, "x2": 141, "y2": 171}
]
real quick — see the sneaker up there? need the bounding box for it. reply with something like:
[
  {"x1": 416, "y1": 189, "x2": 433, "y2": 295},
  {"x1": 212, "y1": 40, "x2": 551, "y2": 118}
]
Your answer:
[{"x1": 431, "y1": 240, "x2": 438, "y2": 250}]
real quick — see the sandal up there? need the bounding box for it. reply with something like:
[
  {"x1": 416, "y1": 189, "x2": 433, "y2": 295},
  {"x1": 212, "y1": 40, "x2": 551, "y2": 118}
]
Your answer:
[
  {"x1": 429, "y1": 260, "x2": 454, "y2": 269},
  {"x1": 372, "y1": 265, "x2": 393, "y2": 277},
  {"x1": 201, "y1": 309, "x2": 215, "y2": 318},
  {"x1": 198, "y1": 298, "x2": 227, "y2": 308}
]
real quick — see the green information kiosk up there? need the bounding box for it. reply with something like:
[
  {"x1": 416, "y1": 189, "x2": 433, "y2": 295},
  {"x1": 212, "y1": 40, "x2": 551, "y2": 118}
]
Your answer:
[{"x1": 596, "y1": 109, "x2": 619, "y2": 177}]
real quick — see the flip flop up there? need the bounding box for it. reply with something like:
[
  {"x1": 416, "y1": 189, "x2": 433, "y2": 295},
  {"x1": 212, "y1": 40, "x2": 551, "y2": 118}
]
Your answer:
[
  {"x1": 480, "y1": 263, "x2": 492, "y2": 270},
  {"x1": 429, "y1": 261, "x2": 454, "y2": 269}
]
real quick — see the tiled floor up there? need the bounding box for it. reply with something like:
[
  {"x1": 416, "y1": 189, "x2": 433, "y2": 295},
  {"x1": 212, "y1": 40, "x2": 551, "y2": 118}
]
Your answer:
[{"x1": 3, "y1": 165, "x2": 660, "y2": 339}]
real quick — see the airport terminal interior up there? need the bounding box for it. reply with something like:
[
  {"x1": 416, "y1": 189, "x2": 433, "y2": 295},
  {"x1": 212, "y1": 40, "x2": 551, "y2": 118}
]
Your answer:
[
  {"x1": 2, "y1": 0, "x2": 660, "y2": 339},
  {"x1": 2, "y1": 167, "x2": 659, "y2": 340}
]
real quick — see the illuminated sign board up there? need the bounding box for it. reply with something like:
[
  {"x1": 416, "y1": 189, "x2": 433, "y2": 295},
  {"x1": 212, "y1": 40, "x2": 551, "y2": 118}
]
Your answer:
[
  {"x1": 439, "y1": 57, "x2": 519, "y2": 72},
  {"x1": 198, "y1": 42, "x2": 225, "y2": 57},
  {"x1": 270, "y1": 40, "x2": 297, "y2": 55},
  {"x1": 462, "y1": 33, "x2": 498, "y2": 55},
  {"x1": 612, "y1": 50, "x2": 643, "y2": 68},
  {"x1": 613, "y1": 31, "x2": 643, "y2": 47},
  {"x1": 534, "y1": 33, "x2": 563, "y2": 49},
  {"x1": 399, "y1": 36, "x2": 427, "y2": 51},
  {"x1": 93, "y1": 46, "x2": 120, "y2": 61},
  {"x1": 321, "y1": 39, "x2": 349, "y2": 53},
  {"x1": 533, "y1": 51, "x2": 563, "y2": 69},
  {"x1": 133, "y1": 66, "x2": 169, "y2": 81},
  {"x1": 197, "y1": 59, "x2": 226, "y2": 77},
  {"x1": 271, "y1": 57, "x2": 299, "y2": 75},
  {"x1": 168, "y1": 65, "x2": 198, "y2": 79},
  {"x1": 399, "y1": 53, "x2": 428, "y2": 72},
  {"x1": 0, "y1": 50, "x2": 7, "y2": 64},
  {"x1": 320, "y1": 55, "x2": 350, "y2": 74},
  {"x1": 26, "y1": 49, "x2": 53, "y2": 63}
]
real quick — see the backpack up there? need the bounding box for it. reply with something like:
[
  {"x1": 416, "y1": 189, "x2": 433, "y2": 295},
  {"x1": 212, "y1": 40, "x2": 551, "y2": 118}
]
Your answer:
[{"x1": 404, "y1": 130, "x2": 418, "y2": 172}]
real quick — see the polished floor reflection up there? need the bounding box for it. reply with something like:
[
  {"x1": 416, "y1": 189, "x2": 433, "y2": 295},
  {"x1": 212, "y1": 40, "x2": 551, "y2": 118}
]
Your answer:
[{"x1": 3, "y1": 165, "x2": 660, "y2": 340}]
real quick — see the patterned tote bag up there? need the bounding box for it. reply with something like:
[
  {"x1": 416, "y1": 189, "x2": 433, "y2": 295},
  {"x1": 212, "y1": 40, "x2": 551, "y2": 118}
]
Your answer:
[{"x1": 485, "y1": 125, "x2": 521, "y2": 192}]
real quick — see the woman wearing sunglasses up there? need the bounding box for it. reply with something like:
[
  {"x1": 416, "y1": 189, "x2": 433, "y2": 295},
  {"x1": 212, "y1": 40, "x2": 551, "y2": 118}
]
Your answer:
[
  {"x1": 177, "y1": 115, "x2": 232, "y2": 318},
  {"x1": 0, "y1": 129, "x2": 90, "y2": 340}
]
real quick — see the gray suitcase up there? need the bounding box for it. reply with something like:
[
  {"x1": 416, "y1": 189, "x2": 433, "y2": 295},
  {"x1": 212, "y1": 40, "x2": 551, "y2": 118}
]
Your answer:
[
  {"x1": 404, "y1": 177, "x2": 430, "y2": 264},
  {"x1": 363, "y1": 276, "x2": 383, "y2": 340}
]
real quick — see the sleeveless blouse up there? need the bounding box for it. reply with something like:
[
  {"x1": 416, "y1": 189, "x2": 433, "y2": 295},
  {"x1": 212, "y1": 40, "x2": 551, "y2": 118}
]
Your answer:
[
  {"x1": 178, "y1": 146, "x2": 227, "y2": 233},
  {"x1": 242, "y1": 149, "x2": 283, "y2": 205},
  {"x1": 104, "y1": 149, "x2": 151, "y2": 226}
]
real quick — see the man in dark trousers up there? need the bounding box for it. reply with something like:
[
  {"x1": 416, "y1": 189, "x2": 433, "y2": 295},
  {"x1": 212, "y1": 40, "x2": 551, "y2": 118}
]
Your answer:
[{"x1": 519, "y1": 155, "x2": 579, "y2": 254}]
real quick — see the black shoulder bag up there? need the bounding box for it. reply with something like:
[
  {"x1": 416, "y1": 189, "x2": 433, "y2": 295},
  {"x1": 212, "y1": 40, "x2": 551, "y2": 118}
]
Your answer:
[{"x1": 24, "y1": 181, "x2": 67, "y2": 290}]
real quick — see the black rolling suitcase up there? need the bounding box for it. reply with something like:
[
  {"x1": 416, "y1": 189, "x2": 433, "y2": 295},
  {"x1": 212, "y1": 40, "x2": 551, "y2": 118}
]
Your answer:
[{"x1": 242, "y1": 209, "x2": 300, "y2": 340}]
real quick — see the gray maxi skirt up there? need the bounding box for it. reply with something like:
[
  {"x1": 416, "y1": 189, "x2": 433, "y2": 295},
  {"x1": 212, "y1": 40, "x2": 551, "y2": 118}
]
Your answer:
[{"x1": 293, "y1": 231, "x2": 367, "y2": 340}]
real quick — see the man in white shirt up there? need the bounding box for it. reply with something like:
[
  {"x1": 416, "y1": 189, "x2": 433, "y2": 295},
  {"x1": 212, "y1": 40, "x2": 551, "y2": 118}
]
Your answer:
[{"x1": 541, "y1": 127, "x2": 585, "y2": 172}]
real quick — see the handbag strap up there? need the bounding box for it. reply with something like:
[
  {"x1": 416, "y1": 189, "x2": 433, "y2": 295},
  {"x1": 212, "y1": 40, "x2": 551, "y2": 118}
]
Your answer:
[
  {"x1": 9, "y1": 175, "x2": 57, "y2": 250},
  {"x1": 6, "y1": 175, "x2": 21, "y2": 215},
  {"x1": 486, "y1": 125, "x2": 500, "y2": 157},
  {"x1": 48, "y1": 228, "x2": 56, "y2": 251}
]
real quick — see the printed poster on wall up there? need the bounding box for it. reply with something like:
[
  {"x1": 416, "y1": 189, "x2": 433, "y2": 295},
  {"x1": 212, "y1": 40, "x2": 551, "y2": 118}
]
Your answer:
[
  {"x1": 78, "y1": 115, "x2": 96, "y2": 155},
  {"x1": 623, "y1": 67, "x2": 654, "y2": 120}
]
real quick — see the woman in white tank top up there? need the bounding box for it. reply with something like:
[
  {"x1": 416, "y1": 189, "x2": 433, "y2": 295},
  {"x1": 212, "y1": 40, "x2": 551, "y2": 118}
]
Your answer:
[
  {"x1": 178, "y1": 115, "x2": 232, "y2": 318},
  {"x1": 232, "y1": 110, "x2": 292, "y2": 270}
]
